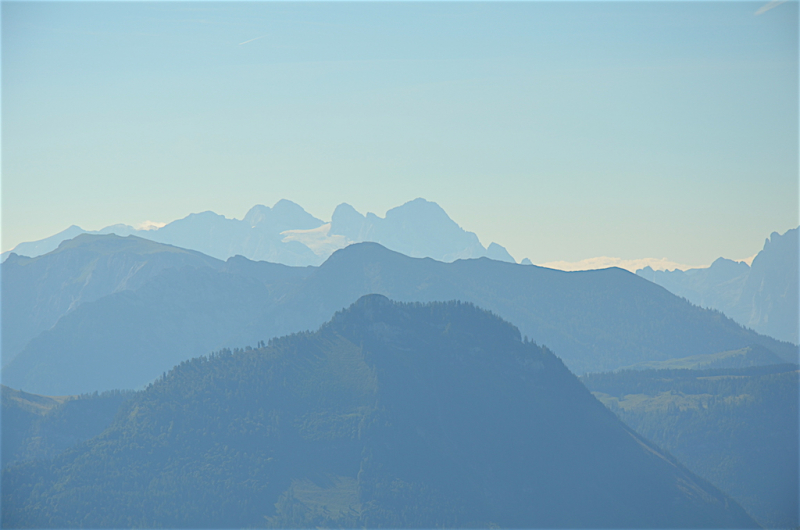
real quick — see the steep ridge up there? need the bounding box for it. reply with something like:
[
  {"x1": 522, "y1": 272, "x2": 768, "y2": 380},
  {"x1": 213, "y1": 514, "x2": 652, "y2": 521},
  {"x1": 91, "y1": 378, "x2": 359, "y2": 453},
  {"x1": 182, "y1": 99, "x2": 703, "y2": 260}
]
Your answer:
[
  {"x1": 4, "y1": 240, "x2": 796, "y2": 395},
  {"x1": 1, "y1": 234, "x2": 222, "y2": 365},
  {"x1": 1, "y1": 296, "x2": 757, "y2": 528},
  {"x1": 638, "y1": 226, "x2": 798, "y2": 344},
  {"x1": 737, "y1": 227, "x2": 799, "y2": 343}
]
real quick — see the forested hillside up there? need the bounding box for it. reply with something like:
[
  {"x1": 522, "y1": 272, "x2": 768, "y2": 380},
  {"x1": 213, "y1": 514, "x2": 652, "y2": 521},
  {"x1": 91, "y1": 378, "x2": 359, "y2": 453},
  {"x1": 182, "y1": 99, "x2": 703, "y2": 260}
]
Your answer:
[
  {"x1": 1, "y1": 386, "x2": 133, "y2": 468},
  {"x1": 582, "y1": 364, "x2": 799, "y2": 528},
  {"x1": 2, "y1": 296, "x2": 756, "y2": 528}
]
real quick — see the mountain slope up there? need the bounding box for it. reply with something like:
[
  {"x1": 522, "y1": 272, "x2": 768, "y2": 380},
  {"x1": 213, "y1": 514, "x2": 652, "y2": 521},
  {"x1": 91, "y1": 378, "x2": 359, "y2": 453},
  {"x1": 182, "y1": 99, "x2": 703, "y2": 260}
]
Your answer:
[
  {"x1": 619, "y1": 344, "x2": 787, "y2": 371},
  {"x1": 145, "y1": 200, "x2": 324, "y2": 265},
  {"x1": 737, "y1": 227, "x2": 799, "y2": 343},
  {"x1": 1, "y1": 234, "x2": 222, "y2": 365},
  {"x1": 1, "y1": 296, "x2": 757, "y2": 528},
  {"x1": 267, "y1": 243, "x2": 797, "y2": 372},
  {"x1": 2, "y1": 266, "x2": 278, "y2": 395},
  {"x1": 1, "y1": 386, "x2": 132, "y2": 469},
  {"x1": 583, "y1": 364, "x2": 799, "y2": 528}
]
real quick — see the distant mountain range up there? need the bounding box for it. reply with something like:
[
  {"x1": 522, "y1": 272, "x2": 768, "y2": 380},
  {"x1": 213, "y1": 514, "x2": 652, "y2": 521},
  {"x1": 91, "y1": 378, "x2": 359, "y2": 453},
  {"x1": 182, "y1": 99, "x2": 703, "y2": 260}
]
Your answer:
[
  {"x1": 1, "y1": 296, "x2": 757, "y2": 528},
  {"x1": 9, "y1": 202, "x2": 794, "y2": 344},
  {"x1": 3, "y1": 234, "x2": 795, "y2": 396},
  {"x1": 637, "y1": 227, "x2": 798, "y2": 344},
  {"x1": 2, "y1": 198, "x2": 515, "y2": 266}
]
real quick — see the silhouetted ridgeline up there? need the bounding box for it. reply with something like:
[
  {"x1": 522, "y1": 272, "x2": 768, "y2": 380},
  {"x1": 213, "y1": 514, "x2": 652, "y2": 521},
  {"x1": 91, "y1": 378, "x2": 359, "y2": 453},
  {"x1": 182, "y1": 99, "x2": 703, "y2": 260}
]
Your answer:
[
  {"x1": 2, "y1": 198, "x2": 515, "y2": 266},
  {"x1": 637, "y1": 226, "x2": 798, "y2": 344},
  {"x1": 3, "y1": 236, "x2": 796, "y2": 395},
  {"x1": 1, "y1": 296, "x2": 757, "y2": 528}
]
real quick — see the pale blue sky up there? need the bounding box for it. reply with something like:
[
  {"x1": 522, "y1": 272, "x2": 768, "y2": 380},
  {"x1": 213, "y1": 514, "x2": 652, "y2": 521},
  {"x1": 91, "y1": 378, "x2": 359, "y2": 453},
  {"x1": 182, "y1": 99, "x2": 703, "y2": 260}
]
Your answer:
[{"x1": 3, "y1": 1, "x2": 798, "y2": 264}]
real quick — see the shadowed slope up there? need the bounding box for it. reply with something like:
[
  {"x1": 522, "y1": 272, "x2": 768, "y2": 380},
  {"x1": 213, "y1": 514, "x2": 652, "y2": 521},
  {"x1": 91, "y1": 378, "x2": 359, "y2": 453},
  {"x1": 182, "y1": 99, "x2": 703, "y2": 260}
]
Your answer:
[{"x1": 1, "y1": 234, "x2": 222, "y2": 365}]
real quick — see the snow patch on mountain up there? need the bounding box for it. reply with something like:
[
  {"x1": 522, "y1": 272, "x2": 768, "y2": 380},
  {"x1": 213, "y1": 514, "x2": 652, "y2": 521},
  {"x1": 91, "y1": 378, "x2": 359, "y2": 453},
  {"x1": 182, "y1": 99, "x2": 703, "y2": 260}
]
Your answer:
[{"x1": 281, "y1": 224, "x2": 350, "y2": 257}]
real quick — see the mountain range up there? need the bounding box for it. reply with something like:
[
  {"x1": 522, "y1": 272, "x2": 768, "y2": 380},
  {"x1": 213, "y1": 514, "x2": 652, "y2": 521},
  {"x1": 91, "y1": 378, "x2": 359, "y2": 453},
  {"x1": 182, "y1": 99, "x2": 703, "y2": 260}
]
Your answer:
[
  {"x1": 3, "y1": 234, "x2": 795, "y2": 396},
  {"x1": 2, "y1": 198, "x2": 515, "y2": 266},
  {"x1": 1, "y1": 296, "x2": 757, "y2": 528},
  {"x1": 637, "y1": 227, "x2": 798, "y2": 344},
  {"x1": 7, "y1": 200, "x2": 795, "y2": 346}
]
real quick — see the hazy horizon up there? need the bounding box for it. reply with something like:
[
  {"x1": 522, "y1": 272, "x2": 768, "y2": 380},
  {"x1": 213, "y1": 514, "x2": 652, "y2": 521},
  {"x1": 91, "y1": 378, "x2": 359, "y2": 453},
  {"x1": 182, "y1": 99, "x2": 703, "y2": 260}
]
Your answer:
[
  {"x1": 3, "y1": 1, "x2": 798, "y2": 265},
  {"x1": 1, "y1": 196, "x2": 773, "y2": 271}
]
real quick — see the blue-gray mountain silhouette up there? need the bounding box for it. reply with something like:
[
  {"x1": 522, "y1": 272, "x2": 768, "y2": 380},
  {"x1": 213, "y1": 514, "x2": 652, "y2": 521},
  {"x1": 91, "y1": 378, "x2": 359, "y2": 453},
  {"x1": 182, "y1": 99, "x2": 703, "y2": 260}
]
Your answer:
[
  {"x1": 3, "y1": 235, "x2": 795, "y2": 396},
  {"x1": 3, "y1": 198, "x2": 515, "y2": 265},
  {"x1": 330, "y1": 198, "x2": 513, "y2": 262},
  {"x1": 1, "y1": 234, "x2": 223, "y2": 366},
  {"x1": 638, "y1": 227, "x2": 798, "y2": 344}
]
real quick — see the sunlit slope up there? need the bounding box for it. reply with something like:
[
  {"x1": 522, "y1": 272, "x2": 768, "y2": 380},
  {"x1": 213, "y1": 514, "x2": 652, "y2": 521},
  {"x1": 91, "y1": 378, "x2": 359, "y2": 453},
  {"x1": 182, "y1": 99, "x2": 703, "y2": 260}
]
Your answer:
[
  {"x1": 583, "y1": 364, "x2": 799, "y2": 528},
  {"x1": 618, "y1": 344, "x2": 787, "y2": 371},
  {"x1": 1, "y1": 296, "x2": 757, "y2": 528}
]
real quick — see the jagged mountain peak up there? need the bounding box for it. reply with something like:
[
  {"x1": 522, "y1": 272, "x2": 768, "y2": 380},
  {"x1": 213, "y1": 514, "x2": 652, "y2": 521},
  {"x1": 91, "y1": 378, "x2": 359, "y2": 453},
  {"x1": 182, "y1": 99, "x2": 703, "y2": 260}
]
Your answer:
[
  {"x1": 242, "y1": 200, "x2": 323, "y2": 231},
  {"x1": 7, "y1": 198, "x2": 521, "y2": 267}
]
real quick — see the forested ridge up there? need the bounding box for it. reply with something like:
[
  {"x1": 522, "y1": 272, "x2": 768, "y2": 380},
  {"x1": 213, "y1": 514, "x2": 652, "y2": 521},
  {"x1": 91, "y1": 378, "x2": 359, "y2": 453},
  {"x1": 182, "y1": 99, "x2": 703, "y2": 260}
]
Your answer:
[
  {"x1": 1, "y1": 387, "x2": 134, "y2": 468},
  {"x1": 1, "y1": 296, "x2": 757, "y2": 528}
]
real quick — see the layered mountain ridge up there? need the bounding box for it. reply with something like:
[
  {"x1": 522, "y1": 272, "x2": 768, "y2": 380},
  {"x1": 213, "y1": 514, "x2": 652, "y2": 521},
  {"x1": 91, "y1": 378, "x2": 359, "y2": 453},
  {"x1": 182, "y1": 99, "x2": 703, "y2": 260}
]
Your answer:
[
  {"x1": 3, "y1": 234, "x2": 795, "y2": 396},
  {"x1": 3, "y1": 198, "x2": 514, "y2": 266}
]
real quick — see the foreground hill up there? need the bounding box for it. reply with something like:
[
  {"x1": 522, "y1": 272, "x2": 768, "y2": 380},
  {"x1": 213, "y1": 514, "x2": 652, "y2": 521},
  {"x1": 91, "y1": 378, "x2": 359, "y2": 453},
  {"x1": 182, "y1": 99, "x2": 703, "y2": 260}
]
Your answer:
[
  {"x1": 4, "y1": 238, "x2": 796, "y2": 395},
  {"x1": 1, "y1": 296, "x2": 756, "y2": 528},
  {"x1": 582, "y1": 364, "x2": 799, "y2": 528},
  {"x1": 638, "y1": 226, "x2": 798, "y2": 344}
]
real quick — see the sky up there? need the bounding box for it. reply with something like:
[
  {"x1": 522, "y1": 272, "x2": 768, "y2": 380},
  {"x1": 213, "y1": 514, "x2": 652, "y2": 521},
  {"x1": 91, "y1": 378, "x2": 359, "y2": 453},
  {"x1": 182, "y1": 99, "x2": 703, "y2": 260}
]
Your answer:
[{"x1": 3, "y1": 1, "x2": 798, "y2": 266}]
